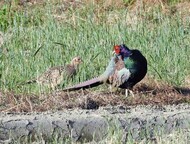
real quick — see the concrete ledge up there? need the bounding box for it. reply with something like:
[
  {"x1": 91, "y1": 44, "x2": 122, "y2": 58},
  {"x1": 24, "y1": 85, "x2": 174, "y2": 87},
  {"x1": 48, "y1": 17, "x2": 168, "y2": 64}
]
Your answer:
[{"x1": 1, "y1": 104, "x2": 190, "y2": 143}]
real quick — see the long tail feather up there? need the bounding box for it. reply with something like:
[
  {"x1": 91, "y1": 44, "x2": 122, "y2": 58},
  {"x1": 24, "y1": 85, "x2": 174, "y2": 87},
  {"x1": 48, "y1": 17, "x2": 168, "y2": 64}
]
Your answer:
[{"x1": 63, "y1": 77, "x2": 103, "y2": 91}]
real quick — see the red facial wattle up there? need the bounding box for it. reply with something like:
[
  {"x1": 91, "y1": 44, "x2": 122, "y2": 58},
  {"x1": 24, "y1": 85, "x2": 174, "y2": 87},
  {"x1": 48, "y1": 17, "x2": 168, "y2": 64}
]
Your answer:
[{"x1": 114, "y1": 45, "x2": 120, "y2": 54}]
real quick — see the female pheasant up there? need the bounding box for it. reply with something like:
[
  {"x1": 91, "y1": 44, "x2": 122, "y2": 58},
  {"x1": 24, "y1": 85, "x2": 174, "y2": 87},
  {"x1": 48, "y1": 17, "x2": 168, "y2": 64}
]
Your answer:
[
  {"x1": 24, "y1": 56, "x2": 82, "y2": 90},
  {"x1": 63, "y1": 44, "x2": 147, "y2": 96}
]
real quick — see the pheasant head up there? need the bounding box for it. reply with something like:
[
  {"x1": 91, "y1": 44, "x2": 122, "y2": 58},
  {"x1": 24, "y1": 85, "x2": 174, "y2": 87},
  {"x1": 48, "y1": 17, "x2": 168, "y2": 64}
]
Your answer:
[
  {"x1": 114, "y1": 44, "x2": 132, "y2": 60},
  {"x1": 70, "y1": 56, "x2": 83, "y2": 68}
]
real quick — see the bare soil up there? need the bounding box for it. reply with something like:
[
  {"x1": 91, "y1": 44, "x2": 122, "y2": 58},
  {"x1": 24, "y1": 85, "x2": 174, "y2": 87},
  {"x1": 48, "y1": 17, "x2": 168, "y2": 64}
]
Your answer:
[{"x1": 0, "y1": 76, "x2": 190, "y2": 113}]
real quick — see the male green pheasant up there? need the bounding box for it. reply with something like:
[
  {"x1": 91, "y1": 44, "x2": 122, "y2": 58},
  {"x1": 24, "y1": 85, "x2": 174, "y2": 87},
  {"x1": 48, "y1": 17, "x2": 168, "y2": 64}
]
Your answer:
[
  {"x1": 115, "y1": 44, "x2": 147, "y2": 89},
  {"x1": 25, "y1": 56, "x2": 82, "y2": 90},
  {"x1": 63, "y1": 44, "x2": 147, "y2": 96}
]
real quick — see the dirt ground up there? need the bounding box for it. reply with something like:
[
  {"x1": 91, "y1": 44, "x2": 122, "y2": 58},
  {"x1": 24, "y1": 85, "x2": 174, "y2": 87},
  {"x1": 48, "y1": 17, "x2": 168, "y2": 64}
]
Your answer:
[{"x1": 0, "y1": 76, "x2": 190, "y2": 113}]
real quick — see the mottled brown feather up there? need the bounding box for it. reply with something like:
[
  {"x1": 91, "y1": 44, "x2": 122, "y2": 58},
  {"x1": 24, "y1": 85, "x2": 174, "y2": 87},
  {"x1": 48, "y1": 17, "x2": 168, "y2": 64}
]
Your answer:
[{"x1": 25, "y1": 56, "x2": 82, "y2": 89}]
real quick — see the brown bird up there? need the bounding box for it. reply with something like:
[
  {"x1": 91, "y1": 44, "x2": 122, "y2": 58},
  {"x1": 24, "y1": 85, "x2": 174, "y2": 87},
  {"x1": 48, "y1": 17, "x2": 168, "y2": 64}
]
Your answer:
[{"x1": 25, "y1": 56, "x2": 82, "y2": 90}]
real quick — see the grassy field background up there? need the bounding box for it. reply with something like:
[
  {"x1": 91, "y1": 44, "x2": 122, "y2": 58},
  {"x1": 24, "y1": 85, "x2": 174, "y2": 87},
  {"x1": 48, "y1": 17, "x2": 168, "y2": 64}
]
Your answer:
[{"x1": 0, "y1": 0, "x2": 189, "y2": 95}]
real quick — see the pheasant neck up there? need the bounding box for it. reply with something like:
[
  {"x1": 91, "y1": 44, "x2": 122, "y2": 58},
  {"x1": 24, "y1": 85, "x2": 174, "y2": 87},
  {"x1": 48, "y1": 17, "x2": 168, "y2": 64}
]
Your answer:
[{"x1": 70, "y1": 62, "x2": 78, "y2": 69}]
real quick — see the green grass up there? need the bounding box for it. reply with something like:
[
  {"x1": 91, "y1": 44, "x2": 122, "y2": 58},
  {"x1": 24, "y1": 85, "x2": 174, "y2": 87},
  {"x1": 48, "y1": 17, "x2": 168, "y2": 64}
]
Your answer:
[{"x1": 0, "y1": 1, "x2": 190, "y2": 94}]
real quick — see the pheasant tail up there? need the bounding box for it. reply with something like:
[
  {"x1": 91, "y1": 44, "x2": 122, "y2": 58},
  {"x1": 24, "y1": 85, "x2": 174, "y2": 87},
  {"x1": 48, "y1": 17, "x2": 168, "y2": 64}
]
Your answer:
[{"x1": 63, "y1": 77, "x2": 103, "y2": 91}]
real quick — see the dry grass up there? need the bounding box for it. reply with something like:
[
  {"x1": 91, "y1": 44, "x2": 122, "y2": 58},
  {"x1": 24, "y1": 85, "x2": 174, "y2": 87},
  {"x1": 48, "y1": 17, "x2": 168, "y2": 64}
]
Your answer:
[{"x1": 1, "y1": 76, "x2": 190, "y2": 113}]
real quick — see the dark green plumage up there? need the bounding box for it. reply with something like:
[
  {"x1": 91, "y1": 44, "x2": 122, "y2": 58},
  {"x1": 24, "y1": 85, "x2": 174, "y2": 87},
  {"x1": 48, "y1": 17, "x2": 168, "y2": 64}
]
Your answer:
[{"x1": 117, "y1": 45, "x2": 147, "y2": 89}]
